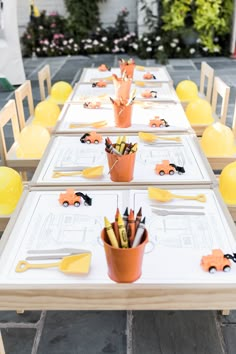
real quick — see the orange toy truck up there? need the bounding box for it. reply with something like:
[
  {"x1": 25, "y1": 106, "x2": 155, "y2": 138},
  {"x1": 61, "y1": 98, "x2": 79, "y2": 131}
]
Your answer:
[
  {"x1": 141, "y1": 90, "x2": 157, "y2": 98},
  {"x1": 143, "y1": 72, "x2": 156, "y2": 80},
  {"x1": 155, "y1": 160, "x2": 185, "y2": 176},
  {"x1": 83, "y1": 101, "x2": 101, "y2": 109},
  {"x1": 80, "y1": 131, "x2": 102, "y2": 144},
  {"x1": 149, "y1": 116, "x2": 169, "y2": 128},
  {"x1": 201, "y1": 249, "x2": 231, "y2": 273},
  {"x1": 59, "y1": 189, "x2": 92, "y2": 207},
  {"x1": 98, "y1": 64, "x2": 110, "y2": 71},
  {"x1": 92, "y1": 80, "x2": 107, "y2": 88}
]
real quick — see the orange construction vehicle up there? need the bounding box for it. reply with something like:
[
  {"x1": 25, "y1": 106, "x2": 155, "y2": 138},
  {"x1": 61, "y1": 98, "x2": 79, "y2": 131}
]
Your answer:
[
  {"x1": 141, "y1": 90, "x2": 157, "y2": 98},
  {"x1": 98, "y1": 64, "x2": 110, "y2": 71},
  {"x1": 92, "y1": 80, "x2": 107, "y2": 88},
  {"x1": 80, "y1": 131, "x2": 102, "y2": 144},
  {"x1": 201, "y1": 249, "x2": 231, "y2": 273},
  {"x1": 149, "y1": 116, "x2": 169, "y2": 128},
  {"x1": 83, "y1": 101, "x2": 101, "y2": 109},
  {"x1": 143, "y1": 72, "x2": 156, "y2": 80},
  {"x1": 59, "y1": 189, "x2": 92, "y2": 207},
  {"x1": 155, "y1": 160, "x2": 185, "y2": 176}
]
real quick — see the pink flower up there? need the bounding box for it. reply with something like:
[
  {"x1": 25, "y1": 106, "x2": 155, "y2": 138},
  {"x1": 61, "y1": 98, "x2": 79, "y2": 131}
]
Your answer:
[{"x1": 50, "y1": 23, "x2": 56, "y2": 28}]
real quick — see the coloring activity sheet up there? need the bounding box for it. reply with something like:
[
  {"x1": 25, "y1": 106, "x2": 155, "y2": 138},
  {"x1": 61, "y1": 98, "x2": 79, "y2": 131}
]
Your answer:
[
  {"x1": 55, "y1": 102, "x2": 191, "y2": 134},
  {"x1": 79, "y1": 67, "x2": 172, "y2": 84},
  {"x1": 32, "y1": 134, "x2": 213, "y2": 186},
  {"x1": 0, "y1": 188, "x2": 236, "y2": 285}
]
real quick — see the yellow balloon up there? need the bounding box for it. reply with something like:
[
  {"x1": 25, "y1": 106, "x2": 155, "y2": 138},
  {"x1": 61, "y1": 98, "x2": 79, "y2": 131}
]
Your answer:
[
  {"x1": 16, "y1": 124, "x2": 50, "y2": 158},
  {"x1": 176, "y1": 80, "x2": 198, "y2": 101},
  {"x1": 200, "y1": 122, "x2": 236, "y2": 157},
  {"x1": 219, "y1": 162, "x2": 236, "y2": 205},
  {"x1": 186, "y1": 98, "x2": 214, "y2": 124},
  {"x1": 0, "y1": 167, "x2": 23, "y2": 215},
  {"x1": 33, "y1": 101, "x2": 60, "y2": 127},
  {"x1": 50, "y1": 81, "x2": 73, "y2": 104}
]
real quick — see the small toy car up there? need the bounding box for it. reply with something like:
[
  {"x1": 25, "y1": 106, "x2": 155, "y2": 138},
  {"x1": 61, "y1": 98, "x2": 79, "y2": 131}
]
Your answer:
[
  {"x1": 201, "y1": 249, "x2": 231, "y2": 273},
  {"x1": 92, "y1": 80, "x2": 107, "y2": 88},
  {"x1": 98, "y1": 64, "x2": 110, "y2": 71},
  {"x1": 141, "y1": 90, "x2": 157, "y2": 98},
  {"x1": 80, "y1": 132, "x2": 102, "y2": 144},
  {"x1": 143, "y1": 72, "x2": 156, "y2": 80},
  {"x1": 149, "y1": 116, "x2": 169, "y2": 128},
  {"x1": 83, "y1": 101, "x2": 101, "y2": 109},
  {"x1": 155, "y1": 160, "x2": 185, "y2": 176},
  {"x1": 59, "y1": 189, "x2": 92, "y2": 207}
]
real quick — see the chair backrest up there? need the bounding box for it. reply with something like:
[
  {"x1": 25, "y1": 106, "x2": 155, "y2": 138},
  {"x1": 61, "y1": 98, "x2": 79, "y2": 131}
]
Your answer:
[
  {"x1": 15, "y1": 80, "x2": 34, "y2": 130},
  {"x1": 211, "y1": 77, "x2": 230, "y2": 125},
  {"x1": 199, "y1": 62, "x2": 214, "y2": 102},
  {"x1": 232, "y1": 99, "x2": 236, "y2": 138},
  {"x1": 0, "y1": 100, "x2": 20, "y2": 165},
  {"x1": 38, "y1": 64, "x2": 51, "y2": 101}
]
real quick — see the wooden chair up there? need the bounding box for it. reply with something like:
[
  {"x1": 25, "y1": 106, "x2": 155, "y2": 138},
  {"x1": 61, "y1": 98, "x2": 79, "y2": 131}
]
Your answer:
[
  {"x1": 199, "y1": 61, "x2": 214, "y2": 103},
  {"x1": 14, "y1": 80, "x2": 34, "y2": 130},
  {"x1": 0, "y1": 100, "x2": 39, "y2": 178},
  {"x1": 38, "y1": 64, "x2": 52, "y2": 101},
  {"x1": 193, "y1": 76, "x2": 230, "y2": 136},
  {"x1": 0, "y1": 331, "x2": 5, "y2": 354}
]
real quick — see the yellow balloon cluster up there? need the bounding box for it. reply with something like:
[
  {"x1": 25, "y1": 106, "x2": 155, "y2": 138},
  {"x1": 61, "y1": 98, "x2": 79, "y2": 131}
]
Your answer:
[
  {"x1": 33, "y1": 101, "x2": 60, "y2": 128},
  {"x1": 200, "y1": 122, "x2": 236, "y2": 157},
  {"x1": 176, "y1": 80, "x2": 198, "y2": 101},
  {"x1": 186, "y1": 98, "x2": 214, "y2": 124},
  {"x1": 50, "y1": 81, "x2": 73, "y2": 104},
  {"x1": 16, "y1": 125, "x2": 50, "y2": 158},
  {"x1": 0, "y1": 167, "x2": 23, "y2": 215},
  {"x1": 219, "y1": 162, "x2": 236, "y2": 205}
]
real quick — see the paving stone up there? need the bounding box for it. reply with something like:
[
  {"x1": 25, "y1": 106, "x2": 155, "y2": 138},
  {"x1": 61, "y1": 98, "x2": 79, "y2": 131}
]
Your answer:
[
  {"x1": 132, "y1": 310, "x2": 224, "y2": 354},
  {"x1": 172, "y1": 65, "x2": 197, "y2": 71},
  {"x1": 0, "y1": 311, "x2": 41, "y2": 323},
  {"x1": 1, "y1": 328, "x2": 36, "y2": 354},
  {"x1": 221, "y1": 325, "x2": 236, "y2": 354},
  {"x1": 218, "y1": 310, "x2": 236, "y2": 324},
  {"x1": 37, "y1": 311, "x2": 126, "y2": 354}
]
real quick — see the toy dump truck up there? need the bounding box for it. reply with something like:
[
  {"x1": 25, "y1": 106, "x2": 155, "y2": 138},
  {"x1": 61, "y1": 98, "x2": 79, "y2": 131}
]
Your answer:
[
  {"x1": 149, "y1": 116, "x2": 169, "y2": 128},
  {"x1": 59, "y1": 189, "x2": 92, "y2": 207},
  {"x1": 155, "y1": 160, "x2": 185, "y2": 176},
  {"x1": 201, "y1": 249, "x2": 231, "y2": 273},
  {"x1": 80, "y1": 131, "x2": 102, "y2": 144}
]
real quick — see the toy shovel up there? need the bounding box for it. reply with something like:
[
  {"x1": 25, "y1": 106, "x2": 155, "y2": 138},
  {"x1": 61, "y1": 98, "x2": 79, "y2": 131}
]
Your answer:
[
  {"x1": 15, "y1": 253, "x2": 91, "y2": 274},
  {"x1": 138, "y1": 132, "x2": 181, "y2": 143},
  {"x1": 52, "y1": 165, "x2": 104, "y2": 178},
  {"x1": 69, "y1": 120, "x2": 107, "y2": 129},
  {"x1": 148, "y1": 187, "x2": 206, "y2": 203}
]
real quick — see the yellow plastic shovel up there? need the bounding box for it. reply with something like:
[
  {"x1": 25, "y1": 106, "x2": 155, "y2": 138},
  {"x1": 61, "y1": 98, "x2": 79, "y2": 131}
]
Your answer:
[
  {"x1": 148, "y1": 187, "x2": 206, "y2": 203},
  {"x1": 69, "y1": 120, "x2": 107, "y2": 129},
  {"x1": 138, "y1": 132, "x2": 181, "y2": 143},
  {"x1": 52, "y1": 165, "x2": 104, "y2": 178},
  {"x1": 15, "y1": 253, "x2": 91, "y2": 274}
]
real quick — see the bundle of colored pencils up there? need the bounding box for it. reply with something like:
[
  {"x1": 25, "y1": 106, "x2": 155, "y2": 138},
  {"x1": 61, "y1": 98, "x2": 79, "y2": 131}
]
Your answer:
[
  {"x1": 104, "y1": 207, "x2": 145, "y2": 248},
  {"x1": 105, "y1": 136, "x2": 138, "y2": 156}
]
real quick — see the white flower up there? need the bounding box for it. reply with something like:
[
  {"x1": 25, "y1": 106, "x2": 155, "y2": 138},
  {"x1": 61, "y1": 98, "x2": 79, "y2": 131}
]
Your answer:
[
  {"x1": 63, "y1": 40, "x2": 68, "y2": 45},
  {"x1": 147, "y1": 40, "x2": 152, "y2": 45},
  {"x1": 189, "y1": 48, "x2": 195, "y2": 54},
  {"x1": 36, "y1": 48, "x2": 41, "y2": 52},
  {"x1": 170, "y1": 42, "x2": 176, "y2": 48},
  {"x1": 146, "y1": 47, "x2": 152, "y2": 52},
  {"x1": 157, "y1": 45, "x2": 164, "y2": 51},
  {"x1": 42, "y1": 46, "x2": 47, "y2": 51},
  {"x1": 176, "y1": 47, "x2": 181, "y2": 52},
  {"x1": 93, "y1": 40, "x2": 99, "y2": 45},
  {"x1": 86, "y1": 39, "x2": 92, "y2": 43},
  {"x1": 214, "y1": 37, "x2": 219, "y2": 42},
  {"x1": 44, "y1": 40, "x2": 49, "y2": 45},
  {"x1": 203, "y1": 47, "x2": 208, "y2": 52},
  {"x1": 155, "y1": 36, "x2": 161, "y2": 41},
  {"x1": 196, "y1": 38, "x2": 201, "y2": 43},
  {"x1": 74, "y1": 44, "x2": 78, "y2": 48},
  {"x1": 68, "y1": 38, "x2": 74, "y2": 44},
  {"x1": 143, "y1": 37, "x2": 148, "y2": 42},
  {"x1": 39, "y1": 26, "x2": 43, "y2": 30},
  {"x1": 132, "y1": 43, "x2": 138, "y2": 50},
  {"x1": 114, "y1": 39, "x2": 119, "y2": 44},
  {"x1": 173, "y1": 38, "x2": 179, "y2": 43},
  {"x1": 214, "y1": 46, "x2": 220, "y2": 52},
  {"x1": 101, "y1": 36, "x2": 107, "y2": 42}
]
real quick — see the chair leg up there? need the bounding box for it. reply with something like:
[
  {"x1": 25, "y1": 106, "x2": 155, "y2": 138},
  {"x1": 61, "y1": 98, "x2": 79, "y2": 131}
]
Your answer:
[
  {"x1": 16, "y1": 310, "x2": 25, "y2": 314},
  {"x1": 0, "y1": 331, "x2": 6, "y2": 354},
  {"x1": 20, "y1": 171, "x2": 28, "y2": 181}
]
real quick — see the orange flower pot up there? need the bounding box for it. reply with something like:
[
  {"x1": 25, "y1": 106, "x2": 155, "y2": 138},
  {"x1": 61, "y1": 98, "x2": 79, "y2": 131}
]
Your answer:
[
  {"x1": 119, "y1": 63, "x2": 135, "y2": 79},
  {"x1": 113, "y1": 103, "x2": 133, "y2": 128},
  {"x1": 106, "y1": 145, "x2": 136, "y2": 182},
  {"x1": 101, "y1": 227, "x2": 148, "y2": 283}
]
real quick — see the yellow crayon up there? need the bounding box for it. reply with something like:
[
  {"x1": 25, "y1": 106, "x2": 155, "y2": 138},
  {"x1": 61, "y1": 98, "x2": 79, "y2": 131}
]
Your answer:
[
  {"x1": 115, "y1": 136, "x2": 122, "y2": 151},
  {"x1": 117, "y1": 213, "x2": 129, "y2": 248},
  {"x1": 104, "y1": 217, "x2": 119, "y2": 248},
  {"x1": 130, "y1": 143, "x2": 138, "y2": 154},
  {"x1": 119, "y1": 136, "x2": 127, "y2": 155}
]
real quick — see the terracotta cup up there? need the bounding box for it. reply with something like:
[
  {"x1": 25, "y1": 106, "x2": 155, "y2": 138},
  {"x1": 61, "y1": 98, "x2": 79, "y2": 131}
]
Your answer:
[
  {"x1": 101, "y1": 226, "x2": 148, "y2": 283},
  {"x1": 106, "y1": 145, "x2": 136, "y2": 182},
  {"x1": 113, "y1": 103, "x2": 133, "y2": 128},
  {"x1": 119, "y1": 63, "x2": 135, "y2": 79}
]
